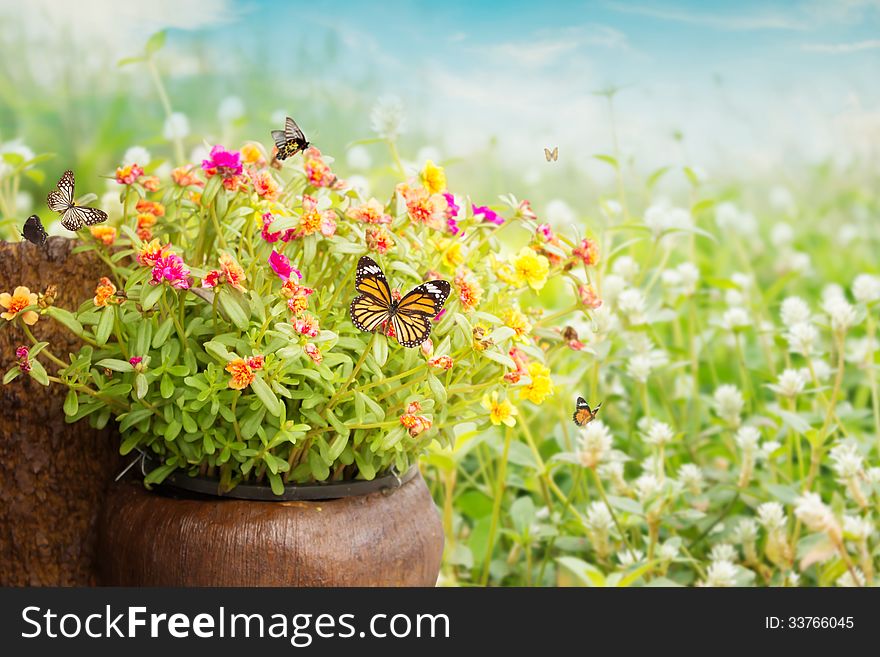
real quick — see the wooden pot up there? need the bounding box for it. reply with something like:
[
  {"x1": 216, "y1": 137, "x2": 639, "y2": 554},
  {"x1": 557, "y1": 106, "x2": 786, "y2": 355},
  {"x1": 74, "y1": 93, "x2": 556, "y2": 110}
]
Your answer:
[
  {"x1": 0, "y1": 238, "x2": 120, "y2": 586},
  {"x1": 98, "y1": 471, "x2": 444, "y2": 586}
]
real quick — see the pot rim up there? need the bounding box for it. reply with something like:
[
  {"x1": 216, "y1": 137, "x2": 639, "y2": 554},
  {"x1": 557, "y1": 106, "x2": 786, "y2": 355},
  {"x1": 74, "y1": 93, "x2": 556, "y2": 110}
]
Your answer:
[{"x1": 138, "y1": 454, "x2": 418, "y2": 501}]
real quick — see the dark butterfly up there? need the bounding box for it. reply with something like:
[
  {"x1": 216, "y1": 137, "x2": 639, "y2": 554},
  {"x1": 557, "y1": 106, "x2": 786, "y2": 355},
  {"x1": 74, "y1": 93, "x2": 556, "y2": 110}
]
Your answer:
[
  {"x1": 349, "y1": 256, "x2": 450, "y2": 348},
  {"x1": 573, "y1": 396, "x2": 602, "y2": 427},
  {"x1": 21, "y1": 215, "x2": 48, "y2": 247},
  {"x1": 47, "y1": 169, "x2": 108, "y2": 231},
  {"x1": 271, "y1": 116, "x2": 310, "y2": 161}
]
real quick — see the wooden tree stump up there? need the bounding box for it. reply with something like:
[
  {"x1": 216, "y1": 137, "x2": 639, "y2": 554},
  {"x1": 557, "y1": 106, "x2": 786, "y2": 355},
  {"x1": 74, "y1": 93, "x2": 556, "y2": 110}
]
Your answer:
[
  {"x1": 99, "y1": 473, "x2": 445, "y2": 587},
  {"x1": 0, "y1": 237, "x2": 120, "y2": 586}
]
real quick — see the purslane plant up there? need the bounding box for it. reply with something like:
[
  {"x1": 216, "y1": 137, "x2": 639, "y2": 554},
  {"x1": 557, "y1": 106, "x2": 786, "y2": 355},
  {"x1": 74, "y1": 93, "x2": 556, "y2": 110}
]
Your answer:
[{"x1": 3, "y1": 140, "x2": 595, "y2": 494}]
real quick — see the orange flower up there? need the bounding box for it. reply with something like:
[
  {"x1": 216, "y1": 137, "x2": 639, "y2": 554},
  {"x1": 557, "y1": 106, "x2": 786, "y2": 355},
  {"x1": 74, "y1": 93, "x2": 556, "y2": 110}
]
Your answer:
[
  {"x1": 115, "y1": 164, "x2": 143, "y2": 185},
  {"x1": 348, "y1": 198, "x2": 391, "y2": 225},
  {"x1": 573, "y1": 237, "x2": 600, "y2": 266},
  {"x1": 366, "y1": 225, "x2": 395, "y2": 254},
  {"x1": 136, "y1": 239, "x2": 169, "y2": 267},
  {"x1": 203, "y1": 252, "x2": 247, "y2": 291},
  {"x1": 172, "y1": 166, "x2": 202, "y2": 187},
  {"x1": 251, "y1": 170, "x2": 279, "y2": 200},
  {"x1": 93, "y1": 277, "x2": 117, "y2": 307},
  {"x1": 397, "y1": 183, "x2": 447, "y2": 230},
  {"x1": 0, "y1": 286, "x2": 39, "y2": 325},
  {"x1": 136, "y1": 213, "x2": 157, "y2": 241},
  {"x1": 454, "y1": 272, "x2": 483, "y2": 312},
  {"x1": 303, "y1": 147, "x2": 337, "y2": 188},
  {"x1": 298, "y1": 195, "x2": 323, "y2": 236},
  {"x1": 578, "y1": 284, "x2": 603, "y2": 309},
  {"x1": 304, "y1": 342, "x2": 323, "y2": 364},
  {"x1": 428, "y1": 355, "x2": 454, "y2": 370},
  {"x1": 90, "y1": 225, "x2": 117, "y2": 246},
  {"x1": 225, "y1": 358, "x2": 255, "y2": 390},
  {"x1": 135, "y1": 200, "x2": 165, "y2": 217},
  {"x1": 240, "y1": 142, "x2": 265, "y2": 166},
  {"x1": 142, "y1": 176, "x2": 160, "y2": 192}
]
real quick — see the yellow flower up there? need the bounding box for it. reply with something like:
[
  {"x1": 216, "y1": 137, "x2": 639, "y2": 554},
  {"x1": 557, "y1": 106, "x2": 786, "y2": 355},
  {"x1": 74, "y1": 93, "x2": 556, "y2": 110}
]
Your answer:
[
  {"x1": 502, "y1": 307, "x2": 532, "y2": 341},
  {"x1": 90, "y1": 225, "x2": 117, "y2": 246},
  {"x1": 240, "y1": 142, "x2": 264, "y2": 165},
  {"x1": 440, "y1": 239, "x2": 465, "y2": 269},
  {"x1": 420, "y1": 160, "x2": 447, "y2": 194},
  {"x1": 0, "y1": 286, "x2": 39, "y2": 325},
  {"x1": 519, "y1": 362, "x2": 554, "y2": 405},
  {"x1": 481, "y1": 391, "x2": 518, "y2": 427},
  {"x1": 491, "y1": 254, "x2": 518, "y2": 286},
  {"x1": 513, "y1": 247, "x2": 549, "y2": 291},
  {"x1": 225, "y1": 358, "x2": 255, "y2": 390}
]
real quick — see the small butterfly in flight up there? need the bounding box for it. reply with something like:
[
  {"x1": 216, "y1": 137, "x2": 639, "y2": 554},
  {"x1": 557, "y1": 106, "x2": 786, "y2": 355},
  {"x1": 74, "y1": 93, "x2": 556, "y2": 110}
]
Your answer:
[
  {"x1": 572, "y1": 397, "x2": 602, "y2": 427},
  {"x1": 349, "y1": 256, "x2": 451, "y2": 348},
  {"x1": 544, "y1": 146, "x2": 558, "y2": 162},
  {"x1": 271, "y1": 116, "x2": 311, "y2": 162},
  {"x1": 46, "y1": 170, "x2": 108, "y2": 231},
  {"x1": 21, "y1": 214, "x2": 48, "y2": 248}
]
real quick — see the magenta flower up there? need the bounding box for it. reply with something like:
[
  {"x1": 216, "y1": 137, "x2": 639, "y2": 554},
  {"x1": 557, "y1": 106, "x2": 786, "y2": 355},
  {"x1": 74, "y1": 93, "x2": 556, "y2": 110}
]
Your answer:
[
  {"x1": 443, "y1": 193, "x2": 459, "y2": 218},
  {"x1": 446, "y1": 217, "x2": 461, "y2": 236},
  {"x1": 433, "y1": 308, "x2": 447, "y2": 322},
  {"x1": 261, "y1": 212, "x2": 281, "y2": 243},
  {"x1": 201, "y1": 145, "x2": 243, "y2": 180},
  {"x1": 128, "y1": 356, "x2": 143, "y2": 367},
  {"x1": 15, "y1": 345, "x2": 31, "y2": 373},
  {"x1": 269, "y1": 250, "x2": 302, "y2": 282},
  {"x1": 472, "y1": 204, "x2": 504, "y2": 226},
  {"x1": 536, "y1": 223, "x2": 554, "y2": 241},
  {"x1": 150, "y1": 254, "x2": 192, "y2": 290}
]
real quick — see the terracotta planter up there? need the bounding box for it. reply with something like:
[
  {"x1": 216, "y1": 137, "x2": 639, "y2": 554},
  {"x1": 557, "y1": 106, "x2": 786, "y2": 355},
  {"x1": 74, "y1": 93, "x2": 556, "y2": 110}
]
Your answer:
[
  {"x1": 98, "y1": 471, "x2": 444, "y2": 586},
  {"x1": 0, "y1": 238, "x2": 120, "y2": 586}
]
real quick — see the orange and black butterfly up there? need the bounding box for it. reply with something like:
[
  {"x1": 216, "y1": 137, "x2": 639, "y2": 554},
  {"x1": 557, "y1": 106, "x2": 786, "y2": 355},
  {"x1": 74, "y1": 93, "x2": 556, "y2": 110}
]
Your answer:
[
  {"x1": 271, "y1": 116, "x2": 310, "y2": 161},
  {"x1": 349, "y1": 256, "x2": 450, "y2": 348},
  {"x1": 572, "y1": 397, "x2": 601, "y2": 426}
]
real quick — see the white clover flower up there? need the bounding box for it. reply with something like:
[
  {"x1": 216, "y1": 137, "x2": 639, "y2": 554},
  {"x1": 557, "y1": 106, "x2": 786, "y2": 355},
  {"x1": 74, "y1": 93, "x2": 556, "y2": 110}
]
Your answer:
[
  {"x1": 714, "y1": 202, "x2": 741, "y2": 231},
  {"x1": 658, "y1": 540, "x2": 679, "y2": 561},
  {"x1": 627, "y1": 354, "x2": 653, "y2": 383},
  {"x1": 346, "y1": 174, "x2": 370, "y2": 196},
  {"x1": 346, "y1": 145, "x2": 372, "y2": 171},
  {"x1": 768, "y1": 368, "x2": 808, "y2": 398},
  {"x1": 714, "y1": 385, "x2": 744, "y2": 426},
  {"x1": 759, "y1": 441, "x2": 781, "y2": 461},
  {"x1": 843, "y1": 515, "x2": 873, "y2": 541},
  {"x1": 544, "y1": 199, "x2": 575, "y2": 227},
  {"x1": 677, "y1": 262, "x2": 700, "y2": 295},
  {"x1": 598, "y1": 460, "x2": 629, "y2": 494},
  {"x1": 618, "y1": 549, "x2": 645, "y2": 567},
  {"x1": 15, "y1": 190, "x2": 33, "y2": 214},
  {"x1": 821, "y1": 283, "x2": 846, "y2": 306},
  {"x1": 731, "y1": 272, "x2": 752, "y2": 290},
  {"x1": 785, "y1": 572, "x2": 801, "y2": 587},
  {"x1": 770, "y1": 222, "x2": 794, "y2": 248},
  {"x1": 735, "y1": 426, "x2": 761, "y2": 453},
  {"x1": 780, "y1": 296, "x2": 811, "y2": 328},
  {"x1": 794, "y1": 493, "x2": 841, "y2": 542},
  {"x1": 847, "y1": 337, "x2": 878, "y2": 364},
  {"x1": 785, "y1": 322, "x2": 819, "y2": 356},
  {"x1": 585, "y1": 501, "x2": 614, "y2": 532},
  {"x1": 589, "y1": 305, "x2": 620, "y2": 338},
  {"x1": 217, "y1": 96, "x2": 245, "y2": 124},
  {"x1": 811, "y1": 359, "x2": 832, "y2": 381},
  {"x1": 678, "y1": 464, "x2": 704, "y2": 494},
  {"x1": 100, "y1": 191, "x2": 123, "y2": 220},
  {"x1": 836, "y1": 569, "x2": 866, "y2": 588},
  {"x1": 824, "y1": 297, "x2": 858, "y2": 334},
  {"x1": 644, "y1": 420, "x2": 675, "y2": 447},
  {"x1": 644, "y1": 203, "x2": 692, "y2": 237},
  {"x1": 838, "y1": 223, "x2": 858, "y2": 247},
  {"x1": 662, "y1": 268, "x2": 682, "y2": 292},
  {"x1": 769, "y1": 186, "x2": 795, "y2": 214},
  {"x1": 578, "y1": 420, "x2": 613, "y2": 468},
  {"x1": 370, "y1": 95, "x2": 407, "y2": 141},
  {"x1": 722, "y1": 307, "x2": 750, "y2": 332},
  {"x1": 122, "y1": 145, "x2": 151, "y2": 167},
  {"x1": 600, "y1": 199, "x2": 622, "y2": 220},
  {"x1": 0, "y1": 139, "x2": 35, "y2": 177},
  {"x1": 162, "y1": 112, "x2": 192, "y2": 140},
  {"x1": 757, "y1": 502, "x2": 786, "y2": 531},
  {"x1": 600, "y1": 274, "x2": 626, "y2": 306},
  {"x1": 778, "y1": 250, "x2": 811, "y2": 276},
  {"x1": 189, "y1": 144, "x2": 209, "y2": 164},
  {"x1": 634, "y1": 473, "x2": 660, "y2": 500},
  {"x1": 725, "y1": 289, "x2": 745, "y2": 307},
  {"x1": 867, "y1": 467, "x2": 880, "y2": 484},
  {"x1": 673, "y1": 374, "x2": 693, "y2": 400},
  {"x1": 829, "y1": 443, "x2": 864, "y2": 480},
  {"x1": 852, "y1": 274, "x2": 880, "y2": 304},
  {"x1": 617, "y1": 288, "x2": 646, "y2": 325},
  {"x1": 710, "y1": 543, "x2": 738, "y2": 563},
  {"x1": 701, "y1": 560, "x2": 738, "y2": 587},
  {"x1": 611, "y1": 255, "x2": 640, "y2": 281},
  {"x1": 733, "y1": 518, "x2": 758, "y2": 544}
]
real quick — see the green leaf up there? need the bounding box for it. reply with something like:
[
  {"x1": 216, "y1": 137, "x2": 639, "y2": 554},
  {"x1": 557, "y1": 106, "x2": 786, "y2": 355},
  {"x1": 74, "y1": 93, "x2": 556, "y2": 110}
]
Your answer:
[
  {"x1": 327, "y1": 432, "x2": 348, "y2": 462},
  {"x1": 268, "y1": 471, "x2": 284, "y2": 496},
  {"x1": 3, "y1": 367, "x2": 21, "y2": 384},
  {"x1": 96, "y1": 358, "x2": 133, "y2": 372},
  {"x1": 95, "y1": 306, "x2": 115, "y2": 345},
  {"x1": 606, "y1": 495, "x2": 644, "y2": 516},
  {"x1": 120, "y1": 407, "x2": 152, "y2": 432},
  {"x1": 160, "y1": 374, "x2": 175, "y2": 399},
  {"x1": 153, "y1": 317, "x2": 174, "y2": 348},
  {"x1": 203, "y1": 340, "x2": 232, "y2": 362},
  {"x1": 141, "y1": 283, "x2": 165, "y2": 311},
  {"x1": 217, "y1": 286, "x2": 250, "y2": 330},
  {"x1": 593, "y1": 154, "x2": 619, "y2": 170},
  {"x1": 372, "y1": 335, "x2": 388, "y2": 367},
  {"x1": 28, "y1": 359, "x2": 49, "y2": 386},
  {"x1": 427, "y1": 372, "x2": 447, "y2": 405},
  {"x1": 63, "y1": 389, "x2": 79, "y2": 416},
  {"x1": 144, "y1": 463, "x2": 176, "y2": 486},
  {"x1": 46, "y1": 307, "x2": 83, "y2": 335},
  {"x1": 134, "y1": 373, "x2": 148, "y2": 399},
  {"x1": 135, "y1": 318, "x2": 153, "y2": 354},
  {"x1": 145, "y1": 30, "x2": 166, "y2": 56},
  {"x1": 117, "y1": 55, "x2": 145, "y2": 67},
  {"x1": 308, "y1": 449, "x2": 330, "y2": 480},
  {"x1": 481, "y1": 349, "x2": 516, "y2": 369},
  {"x1": 251, "y1": 376, "x2": 282, "y2": 416},
  {"x1": 557, "y1": 556, "x2": 606, "y2": 587}
]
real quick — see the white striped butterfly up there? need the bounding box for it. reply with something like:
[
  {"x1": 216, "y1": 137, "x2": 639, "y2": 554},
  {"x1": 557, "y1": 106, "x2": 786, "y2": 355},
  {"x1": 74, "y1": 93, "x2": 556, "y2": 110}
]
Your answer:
[
  {"x1": 46, "y1": 170, "x2": 107, "y2": 231},
  {"x1": 271, "y1": 116, "x2": 310, "y2": 161},
  {"x1": 544, "y1": 146, "x2": 558, "y2": 162},
  {"x1": 349, "y1": 256, "x2": 450, "y2": 348},
  {"x1": 573, "y1": 397, "x2": 601, "y2": 426},
  {"x1": 21, "y1": 214, "x2": 48, "y2": 247}
]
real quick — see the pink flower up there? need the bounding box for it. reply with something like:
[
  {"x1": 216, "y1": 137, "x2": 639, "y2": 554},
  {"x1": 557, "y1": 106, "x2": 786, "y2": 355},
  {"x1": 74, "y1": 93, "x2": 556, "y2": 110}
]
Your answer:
[
  {"x1": 15, "y1": 345, "x2": 31, "y2": 373},
  {"x1": 347, "y1": 198, "x2": 391, "y2": 225},
  {"x1": 247, "y1": 355, "x2": 264, "y2": 370},
  {"x1": 572, "y1": 237, "x2": 599, "y2": 266},
  {"x1": 320, "y1": 214, "x2": 337, "y2": 237},
  {"x1": 115, "y1": 164, "x2": 144, "y2": 185},
  {"x1": 269, "y1": 250, "x2": 301, "y2": 281},
  {"x1": 292, "y1": 313, "x2": 320, "y2": 338},
  {"x1": 150, "y1": 253, "x2": 191, "y2": 290},
  {"x1": 536, "y1": 223, "x2": 554, "y2": 241},
  {"x1": 304, "y1": 343, "x2": 323, "y2": 364},
  {"x1": 578, "y1": 284, "x2": 603, "y2": 309},
  {"x1": 433, "y1": 308, "x2": 446, "y2": 323},
  {"x1": 428, "y1": 355, "x2": 454, "y2": 370},
  {"x1": 420, "y1": 339, "x2": 434, "y2": 359},
  {"x1": 128, "y1": 356, "x2": 143, "y2": 367},
  {"x1": 472, "y1": 204, "x2": 504, "y2": 225},
  {"x1": 201, "y1": 145, "x2": 243, "y2": 180},
  {"x1": 443, "y1": 193, "x2": 459, "y2": 218},
  {"x1": 261, "y1": 212, "x2": 282, "y2": 243},
  {"x1": 446, "y1": 218, "x2": 461, "y2": 235},
  {"x1": 303, "y1": 147, "x2": 338, "y2": 188},
  {"x1": 517, "y1": 200, "x2": 537, "y2": 221}
]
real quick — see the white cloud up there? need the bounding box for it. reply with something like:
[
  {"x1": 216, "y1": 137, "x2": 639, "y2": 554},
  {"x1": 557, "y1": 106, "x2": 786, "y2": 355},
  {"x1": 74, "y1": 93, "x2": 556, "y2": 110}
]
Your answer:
[{"x1": 802, "y1": 39, "x2": 880, "y2": 53}]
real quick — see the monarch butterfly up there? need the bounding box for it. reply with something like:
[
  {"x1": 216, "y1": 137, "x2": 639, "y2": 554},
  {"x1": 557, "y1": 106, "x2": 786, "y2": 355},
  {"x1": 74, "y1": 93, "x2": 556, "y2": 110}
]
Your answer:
[
  {"x1": 573, "y1": 396, "x2": 602, "y2": 427},
  {"x1": 47, "y1": 170, "x2": 108, "y2": 231},
  {"x1": 271, "y1": 116, "x2": 311, "y2": 161},
  {"x1": 21, "y1": 214, "x2": 48, "y2": 247},
  {"x1": 544, "y1": 146, "x2": 558, "y2": 162},
  {"x1": 349, "y1": 256, "x2": 451, "y2": 348}
]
